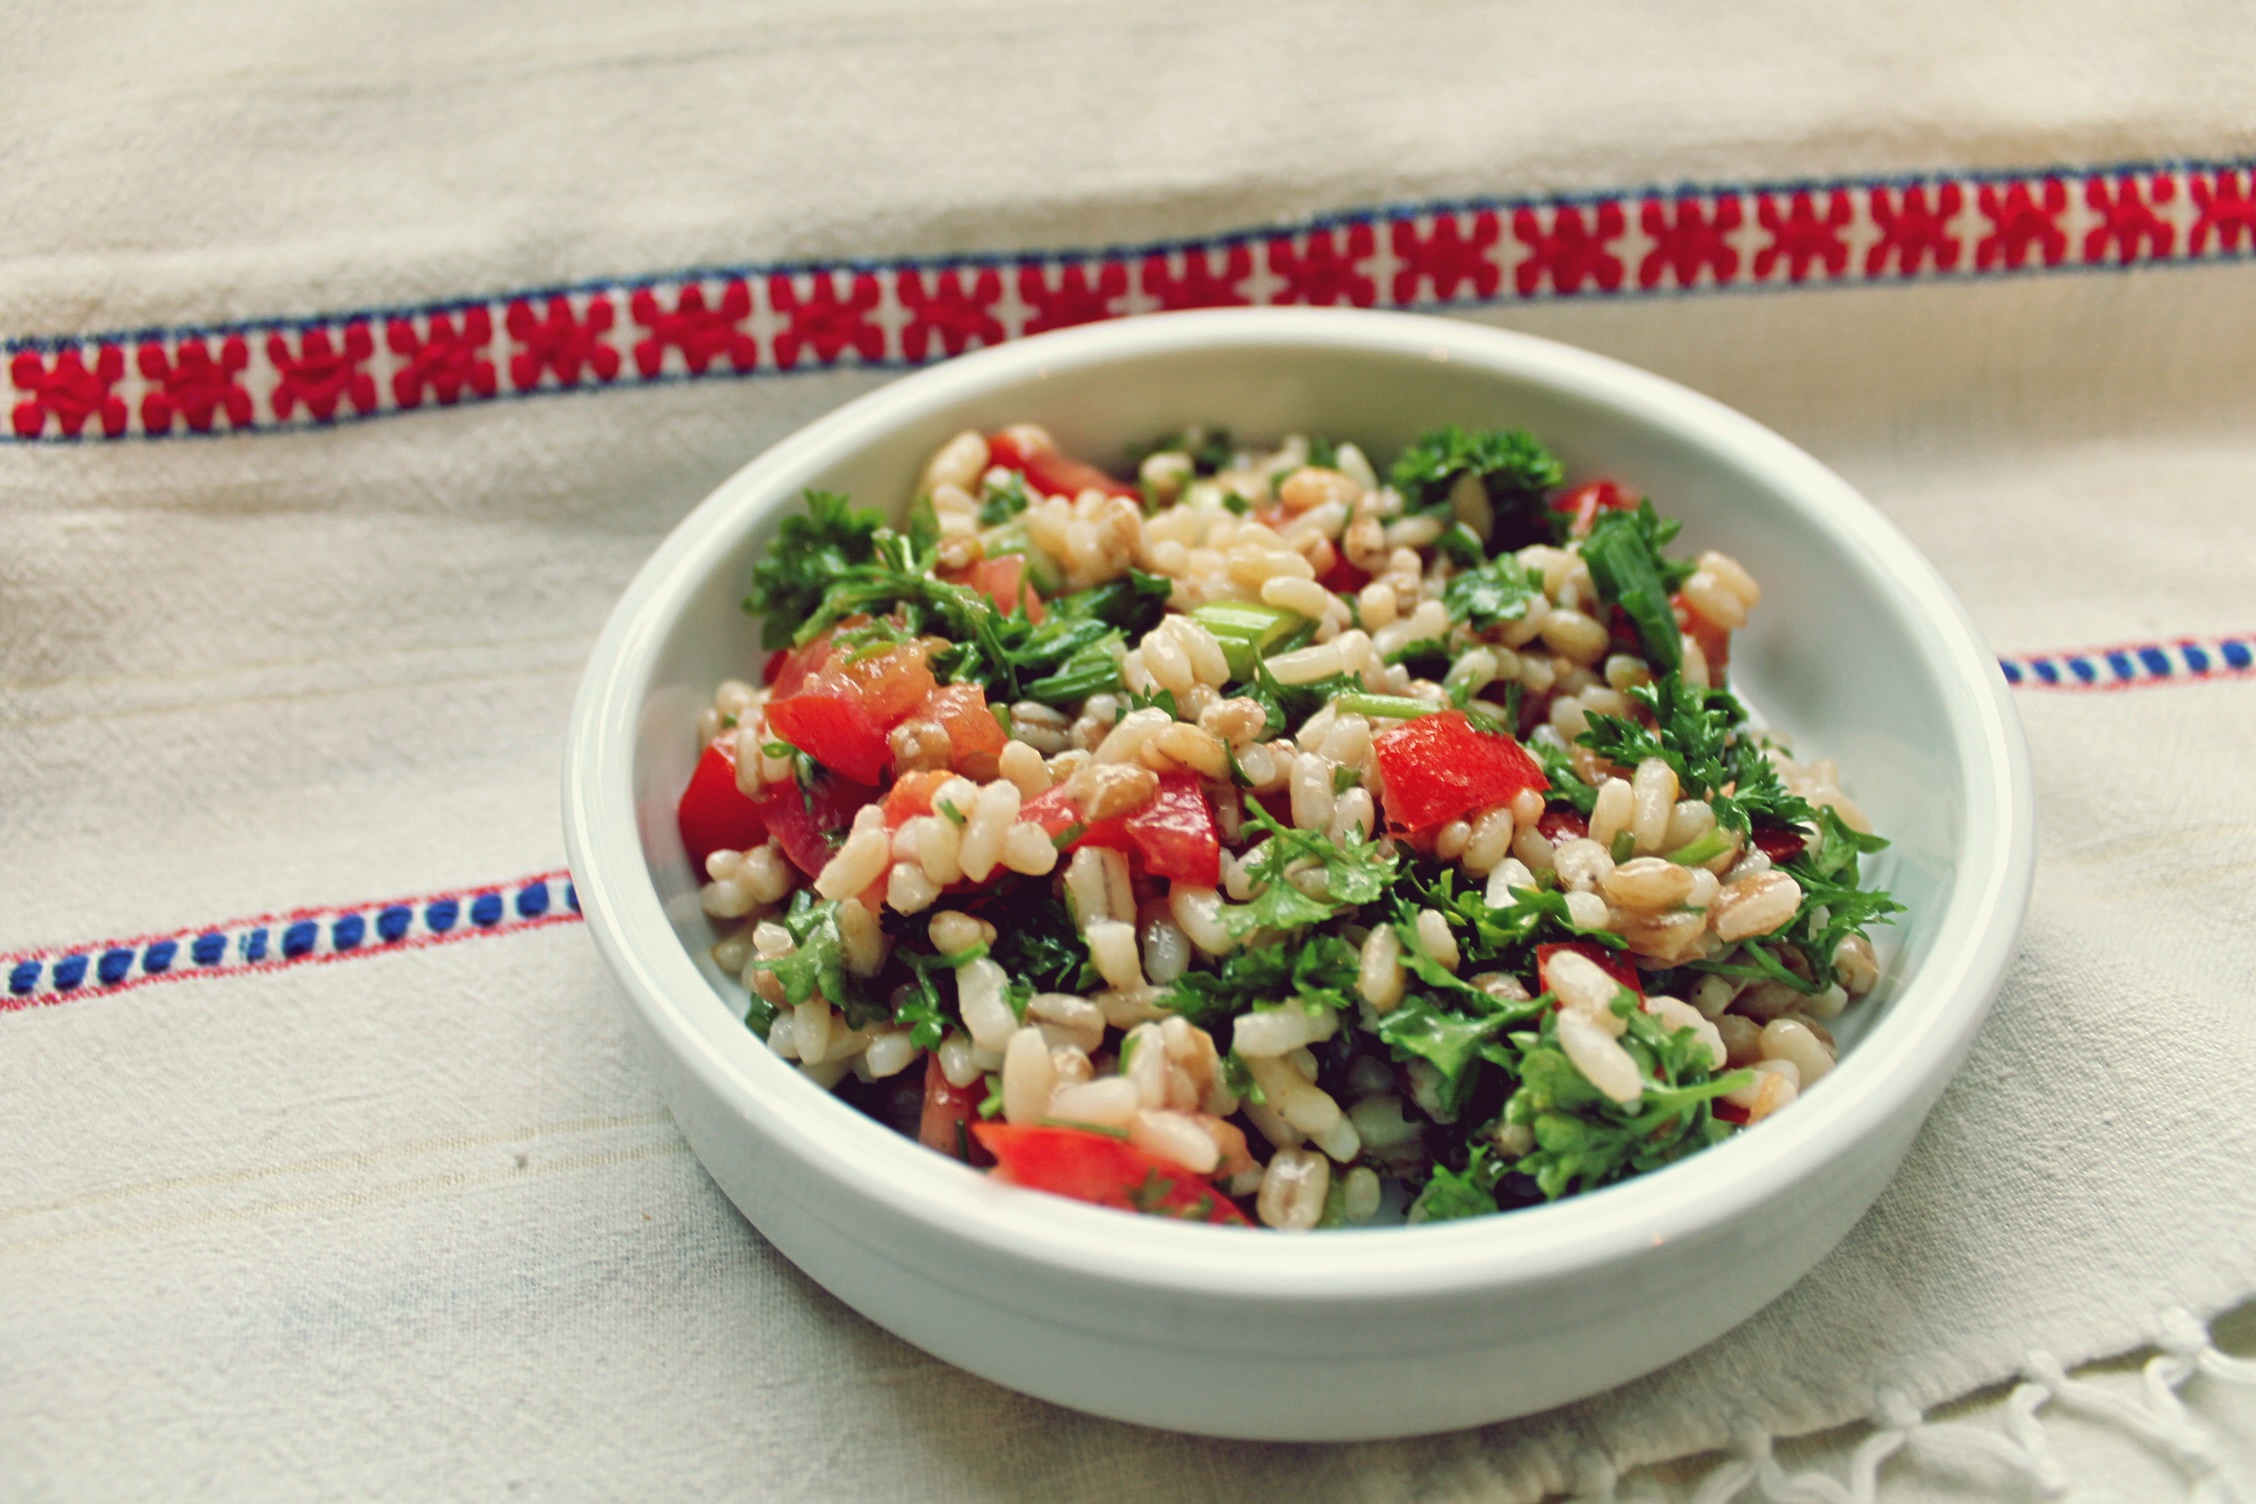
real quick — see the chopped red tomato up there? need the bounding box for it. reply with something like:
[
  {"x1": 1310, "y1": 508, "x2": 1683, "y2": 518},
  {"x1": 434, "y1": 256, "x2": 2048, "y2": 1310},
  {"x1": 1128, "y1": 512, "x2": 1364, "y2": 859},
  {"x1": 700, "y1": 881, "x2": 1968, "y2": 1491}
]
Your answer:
[
  {"x1": 1550, "y1": 480, "x2": 1637, "y2": 538},
  {"x1": 1373, "y1": 710, "x2": 1549, "y2": 834},
  {"x1": 1712, "y1": 1098, "x2": 1751, "y2": 1125},
  {"x1": 883, "y1": 769, "x2": 955, "y2": 828},
  {"x1": 766, "y1": 641, "x2": 935, "y2": 786},
  {"x1": 677, "y1": 738, "x2": 768, "y2": 869},
  {"x1": 761, "y1": 648, "x2": 789, "y2": 686},
  {"x1": 1673, "y1": 590, "x2": 1731, "y2": 673},
  {"x1": 986, "y1": 430, "x2": 1141, "y2": 501},
  {"x1": 1536, "y1": 806, "x2": 1589, "y2": 845},
  {"x1": 918, "y1": 1055, "x2": 992, "y2": 1163},
  {"x1": 766, "y1": 637, "x2": 832, "y2": 700},
  {"x1": 972, "y1": 1122, "x2": 1252, "y2": 1225},
  {"x1": 1122, "y1": 773, "x2": 1221, "y2": 886},
  {"x1": 752, "y1": 774, "x2": 880, "y2": 880},
  {"x1": 1750, "y1": 820, "x2": 1806, "y2": 865},
  {"x1": 1019, "y1": 782, "x2": 1136, "y2": 858},
  {"x1": 920, "y1": 682, "x2": 1009, "y2": 766},
  {"x1": 1317, "y1": 552, "x2": 1371, "y2": 595},
  {"x1": 1537, "y1": 941, "x2": 1644, "y2": 1001},
  {"x1": 941, "y1": 555, "x2": 1045, "y2": 623}
]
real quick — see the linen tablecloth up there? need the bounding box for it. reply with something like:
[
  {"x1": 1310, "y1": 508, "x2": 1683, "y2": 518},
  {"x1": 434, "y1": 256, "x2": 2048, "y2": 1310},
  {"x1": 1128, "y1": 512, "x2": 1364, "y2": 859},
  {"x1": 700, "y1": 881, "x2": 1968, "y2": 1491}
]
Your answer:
[{"x1": 5, "y1": 4, "x2": 2254, "y2": 1499}]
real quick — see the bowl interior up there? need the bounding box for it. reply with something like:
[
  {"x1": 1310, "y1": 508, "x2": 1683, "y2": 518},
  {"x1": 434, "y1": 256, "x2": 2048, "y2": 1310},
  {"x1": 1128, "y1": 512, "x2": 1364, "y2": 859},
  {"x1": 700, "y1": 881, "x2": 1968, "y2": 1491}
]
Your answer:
[{"x1": 580, "y1": 309, "x2": 2024, "y2": 1287}]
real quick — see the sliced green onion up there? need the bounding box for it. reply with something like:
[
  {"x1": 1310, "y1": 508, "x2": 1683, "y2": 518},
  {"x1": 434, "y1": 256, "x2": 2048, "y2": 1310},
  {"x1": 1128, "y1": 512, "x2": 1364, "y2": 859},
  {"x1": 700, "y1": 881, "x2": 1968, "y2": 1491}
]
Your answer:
[
  {"x1": 937, "y1": 800, "x2": 967, "y2": 826},
  {"x1": 1665, "y1": 828, "x2": 1732, "y2": 867},
  {"x1": 1036, "y1": 1117, "x2": 1133, "y2": 1140},
  {"x1": 1192, "y1": 601, "x2": 1304, "y2": 677},
  {"x1": 1609, "y1": 829, "x2": 1635, "y2": 864},
  {"x1": 1332, "y1": 692, "x2": 1438, "y2": 720},
  {"x1": 1051, "y1": 821, "x2": 1089, "y2": 849}
]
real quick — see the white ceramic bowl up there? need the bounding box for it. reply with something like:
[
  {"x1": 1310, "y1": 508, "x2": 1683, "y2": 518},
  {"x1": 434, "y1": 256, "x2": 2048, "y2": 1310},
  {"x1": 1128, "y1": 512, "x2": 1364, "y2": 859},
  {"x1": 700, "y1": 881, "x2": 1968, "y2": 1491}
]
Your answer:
[{"x1": 561, "y1": 308, "x2": 2033, "y2": 1441}]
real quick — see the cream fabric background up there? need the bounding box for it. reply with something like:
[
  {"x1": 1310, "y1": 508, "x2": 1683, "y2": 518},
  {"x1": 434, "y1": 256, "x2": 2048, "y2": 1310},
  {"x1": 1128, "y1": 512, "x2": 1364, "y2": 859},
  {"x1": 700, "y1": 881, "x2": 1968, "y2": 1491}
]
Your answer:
[{"x1": 3, "y1": 5, "x2": 2253, "y2": 1499}]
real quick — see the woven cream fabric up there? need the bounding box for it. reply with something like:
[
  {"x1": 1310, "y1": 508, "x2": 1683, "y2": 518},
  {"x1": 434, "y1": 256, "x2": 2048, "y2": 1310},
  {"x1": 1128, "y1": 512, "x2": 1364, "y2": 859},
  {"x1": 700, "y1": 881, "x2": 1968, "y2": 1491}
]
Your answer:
[{"x1": 3, "y1": 4, "x2": 2253, "y2": 1499}]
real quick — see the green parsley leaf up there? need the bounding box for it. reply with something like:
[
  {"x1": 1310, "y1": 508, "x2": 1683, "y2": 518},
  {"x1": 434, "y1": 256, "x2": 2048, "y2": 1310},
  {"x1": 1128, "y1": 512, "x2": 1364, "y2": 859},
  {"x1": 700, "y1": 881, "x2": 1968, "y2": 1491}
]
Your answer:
[
  {"x1": 1579, "y1": 499, "x2": 1689, "y2": 674},
  {"x1": 742, "y1": 490, "x2": 884, "y2": 648},
  {"x1": 1408, "y1": 1146, "x2": 1506, "y2": 1223},
  {"x1": 1389, "y1": 427, "x2": 1565, "y2": 549},
  {"x1": 743, "y1": 891, "x2": 881, "y2": 1028},
  {"x1": 1160, "y1": 933, "x2": 1361, "y2": 1027},
  {"x1": 1226, "y1": 801, "x2": 1401, "y2": 936},
  {"x1": 1442, "y1": 553, "x2": 1547, "y2": 631}
]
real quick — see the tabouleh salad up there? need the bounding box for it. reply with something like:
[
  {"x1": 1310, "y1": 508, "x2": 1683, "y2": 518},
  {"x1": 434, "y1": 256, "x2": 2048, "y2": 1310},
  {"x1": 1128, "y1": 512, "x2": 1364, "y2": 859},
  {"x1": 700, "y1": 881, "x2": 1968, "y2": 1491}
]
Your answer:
[{"x1": 679, "y1": 421, "x2": 1900, "y2": 1230}]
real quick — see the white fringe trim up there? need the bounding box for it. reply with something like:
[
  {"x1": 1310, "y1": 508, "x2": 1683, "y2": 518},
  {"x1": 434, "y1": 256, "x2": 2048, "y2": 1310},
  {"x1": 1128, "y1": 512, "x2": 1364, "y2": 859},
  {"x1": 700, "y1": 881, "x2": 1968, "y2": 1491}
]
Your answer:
[{"x1": 1567, "y1": 1307, "x2": 2256, "y2": 1504}]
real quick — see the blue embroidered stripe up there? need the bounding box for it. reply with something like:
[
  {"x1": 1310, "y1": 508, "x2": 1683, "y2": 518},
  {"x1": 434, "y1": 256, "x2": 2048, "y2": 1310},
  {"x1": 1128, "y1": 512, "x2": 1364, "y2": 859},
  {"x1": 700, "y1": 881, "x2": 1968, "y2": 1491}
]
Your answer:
[
  {"x1": 1, "y1": 871, "x2": 579, "y2": 1010},
  {"x1": 1996, "y1": 632, "x2": 2256, "y2": 692},
  {"x1": 7, "y1": 155, "x2": 2256, "y2": 445}
]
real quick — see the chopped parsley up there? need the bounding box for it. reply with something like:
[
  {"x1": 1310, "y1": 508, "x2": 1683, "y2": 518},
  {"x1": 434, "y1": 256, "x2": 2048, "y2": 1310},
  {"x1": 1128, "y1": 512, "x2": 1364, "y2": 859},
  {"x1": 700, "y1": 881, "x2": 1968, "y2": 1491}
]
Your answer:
[
  {"x1": 1579, "y1": 500, "x2": 1693, "y2": 673},
  {"x1": 1441, "y1": 553, "x2": 1547, "y2": 631},
  {"x1": 1388, "y1": 426, "x2": 1565, "y2": 549},
  {"x1": 1161, "y1": 933, "x2": 1361, "y2": 1027},
  {"x1": 742, "y1": 489, "x2": 884, "y2": 647},
  {"x1": 1226, "y1": 801, "x2": 1400, "y2": 935},
  {"x1": 743, "y1": 891, "x2": 880, "y2": 1028}
]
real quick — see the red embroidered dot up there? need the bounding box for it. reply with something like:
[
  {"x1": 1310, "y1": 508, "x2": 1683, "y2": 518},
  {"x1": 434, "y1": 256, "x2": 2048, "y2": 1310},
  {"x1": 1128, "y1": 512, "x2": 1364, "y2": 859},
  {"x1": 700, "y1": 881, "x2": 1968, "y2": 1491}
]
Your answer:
[
  {"x1": 1638, "y1": 196, "x2": 1743, "y2": 290},
  {"x1": 267, "y1": 323, "x2": 377, "y2": 422},
  {"x1": 2084, "y1": 172, "x2": 2177, "y2": 264},
  {"x1": 2189, "y1": 169, "x2": 2256, "y2": 256},
  {"x1": 1264, "y1": 224, "x2": 1377, "y2": 307},
  {"x1": 1865, "y1": 183, "x2": 1964, "y2": 277},
  {"x1": 137, "y1": 336, "x2": 253, "y2": 434},
  {"x1": 767, "y1": 273, "x2": 885, "y2": 370},
  {"x1": 1512, "y1": 202, "x2": 1625, "y2": 296},
  {"x1": 1754, "y1": 190, "x2": 1853, "y2": 283},
  {"x1": 629, "y1": 281, "x2": 757, "y2": 379},
  {"x1": 1140, "y1": 245, "x2": 1253, "y2": 311},
  {"x1": 386, "y1": 309, "x2": 497, "y2": 409},
  {"x1": 1390, "y1": 212, "x2": 1502, "y2": 304},
  {"x1": 897, "y1": 267, "x2": 1005, "y2": 363},
  {"x1": 1975, "y1": 179, "x2": 2069, "y2": 271},
  {"x1": 10, "y1": 344, "x2": 128, "y2": 439},
  {"x1": 1016, "y1": 261, "x2": 1129, "y2": 336},
  {"x1": 506, "y1": 295, "x2": 621, "y2": 391}
]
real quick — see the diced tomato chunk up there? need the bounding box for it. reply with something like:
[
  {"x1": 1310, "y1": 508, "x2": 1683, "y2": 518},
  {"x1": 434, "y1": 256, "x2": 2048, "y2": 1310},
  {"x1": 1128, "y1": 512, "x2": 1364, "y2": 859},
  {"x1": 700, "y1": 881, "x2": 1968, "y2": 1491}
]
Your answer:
[
  {"x1": 1550, "y1": 480, "x2": 1637, "y2": 538},
  {"x1": 767, "y1": 638, "x2": 832, "y2": 701},
  {"x1": 752, "y1": 774, "x2": 880, "y2": 879},
  {"x1": 1373, "y1": 710, "x2": 1550, "y2": 834},
  {"x1": 1673, "y1": 590, "x2": 1731, "y2": 673},
  {"x1": 987, "y1": 430, "x2": 1141, "y2": 501},
  {"x1": 1317, "y1": 553, "x2": 1371, "y2": 595},
  {"x1": 943, "y1": 555, "x2": 1046, "y2": 623},
  {"x1": 920, "y1": 682, "x2": 1009, "y2": 765},
  {"x1": 883, "y1": 768, "x2": 955, "y2": 828},
  {"x1": 766, "y1": 690, "x2": 889, "y2": 786},
  {"x1": 918, "y1": 1054, "x2": 992, "y2": 1163},
  {"x1": 1537, "y1": 806, "x2": 1589, "y2": 845},
  {"x1": 836, "y1": 644, "x2": 937, "y2": 728},
  {"x1": 1750, "y1": 820, "x2": 1806, "y2": 865},
  {"x1": 676, "y1": 738, "x2": 767, "y2": 869},
  {"x1": 766, "y1": 641, "x2": 934, "y2": 785},
  {"x1": 972, "y1": 1122, "x2": 1252, "y2": 1225},
  {"x1": 1122, "y1": 773, "x2": 1220, "y2": 886},
  {"x1": 1537, "y1": 941, "x2": 1644, "y2": 1002},
  {"x1": 1019, "y1": 782, "x2": 1133, "y2": 858}
]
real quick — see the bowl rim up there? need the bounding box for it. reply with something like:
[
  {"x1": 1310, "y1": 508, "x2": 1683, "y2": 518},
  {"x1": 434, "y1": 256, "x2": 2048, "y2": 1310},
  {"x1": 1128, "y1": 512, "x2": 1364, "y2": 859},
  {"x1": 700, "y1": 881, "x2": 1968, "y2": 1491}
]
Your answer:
[{"x1": 562, "y1": 306, "x2": 2035, "y2": 1305}]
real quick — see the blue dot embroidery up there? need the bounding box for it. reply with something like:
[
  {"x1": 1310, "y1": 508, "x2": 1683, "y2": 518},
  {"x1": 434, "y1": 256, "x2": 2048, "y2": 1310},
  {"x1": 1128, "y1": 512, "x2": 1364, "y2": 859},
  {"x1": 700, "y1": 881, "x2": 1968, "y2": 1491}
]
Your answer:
[
  {"x1": 9, "y1": 960, "x2": 39, "y2": 995},
  {"x1": 426, "y1": 898, "x2": 459, "y2": 933},
  {"x1": 282, "y1": 920, "x2": 319, "y2": 959},
  {"x1": 143, "y1": 939, "x2": 177, "y2": 974},
  {"x1": 377, "y1": 905, "x2": 413, "y2": 942},
  {"x1": 470, "y1": 892, "x2": 504, "y2": 927},
  {"x1": 2068, "y1": 657, "x2": 2096, "y2": 683},
  {"x1": 243, "y1": 928, "x2": 269, "y2": 963},
  {"x1": 332, "y1": 914, "x2": 365, "y2": 951},
  {"x1": 517, "y1": 883, "x2": 550, "y2": 918},
  {"x1": 52, "y1": 954, "x2": 88, "y2": 990},
  {"x1": 2139, "y1": 646, "x2": 2171, "y2": 676},
  {"x1": 2184, "y1": 645, "x2": 2211, "y2": 673},
  {"x1": 2223, "y1": 639, "x2": 2252, "y2": 670},
  {"x1": 97, "y1": 948, "x2": 135, "y2": 986},
  {"x1": 565, "y1": 883, "x2": 580, "y2": 913},
  {"x1": 192, "y1": 931, "x2": 227, "y2": 966},
  {"x1": 2106, "y1": 651, "x2": 2134, "y2": 680},
  {"x1": 1999, "y1": 659, "x2": 2023, "y2": 683},
  {"x1": 2032, "y1": 659, "x2": 2060, "y2": 684}
]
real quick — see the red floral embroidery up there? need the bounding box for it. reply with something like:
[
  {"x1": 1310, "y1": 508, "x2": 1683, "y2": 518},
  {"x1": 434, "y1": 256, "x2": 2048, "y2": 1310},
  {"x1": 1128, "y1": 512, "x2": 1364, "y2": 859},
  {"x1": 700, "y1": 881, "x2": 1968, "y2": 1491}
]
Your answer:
[
  {"x1": 630, "y1": 281, "x2": 757, "y2": 378},
  {"x1": 1140, "y1": 245, "x2": 1252, "y2": 310},
  {"x1": 1265, "y1": 224, "x2": 1377, "y2": 306},
  {"x1": 1865, "y1": 183, "x2": 1963, "y2": 276},
  {"x1": 385, "y1": 310, "x2": 496, "y2": 410},
  {"x1": 267, "y1": 324, "x2": 377, "y2": 422},
  {"x1": 1016, "y1": 261, "x2": 1128, "y2": 335},
  {"x1": 2084, "y1": 173, "x2": 2177, "y2": 264},
  {"x1": 506, "y1": 296, "x2": 620, "y2": 390},
  {"x1": 897, "y1": 267, "x2": 1004, "y2": 362},
  {"x1": 768, "y1": 272, "x2": 884, "y2": 370},
  {"x1": 1512, "y1": 202, "x2": 1625, "y2": 296},
  {"x1": 1754, "y1": 190, "x2": 1853, "y2": 282},
  {"x1": 1638, "y1": 196, "x2": 1743, "y2": 289},
  {"x1": 2189, "y1": 169, "x2": 2256, "y2": 256},
  {"x1": 11, "y1": 345, "x2": 128, "y2": 439},
  {"x1": 137, "y1": 336, "x2": 254, "y2": 434},
  {"x1": 1390, "y1": 211, "x2": 1502, "y2": 304},
  {"x1": 1975, "y1": 179, "x2": 2069, "y2": 270}
]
